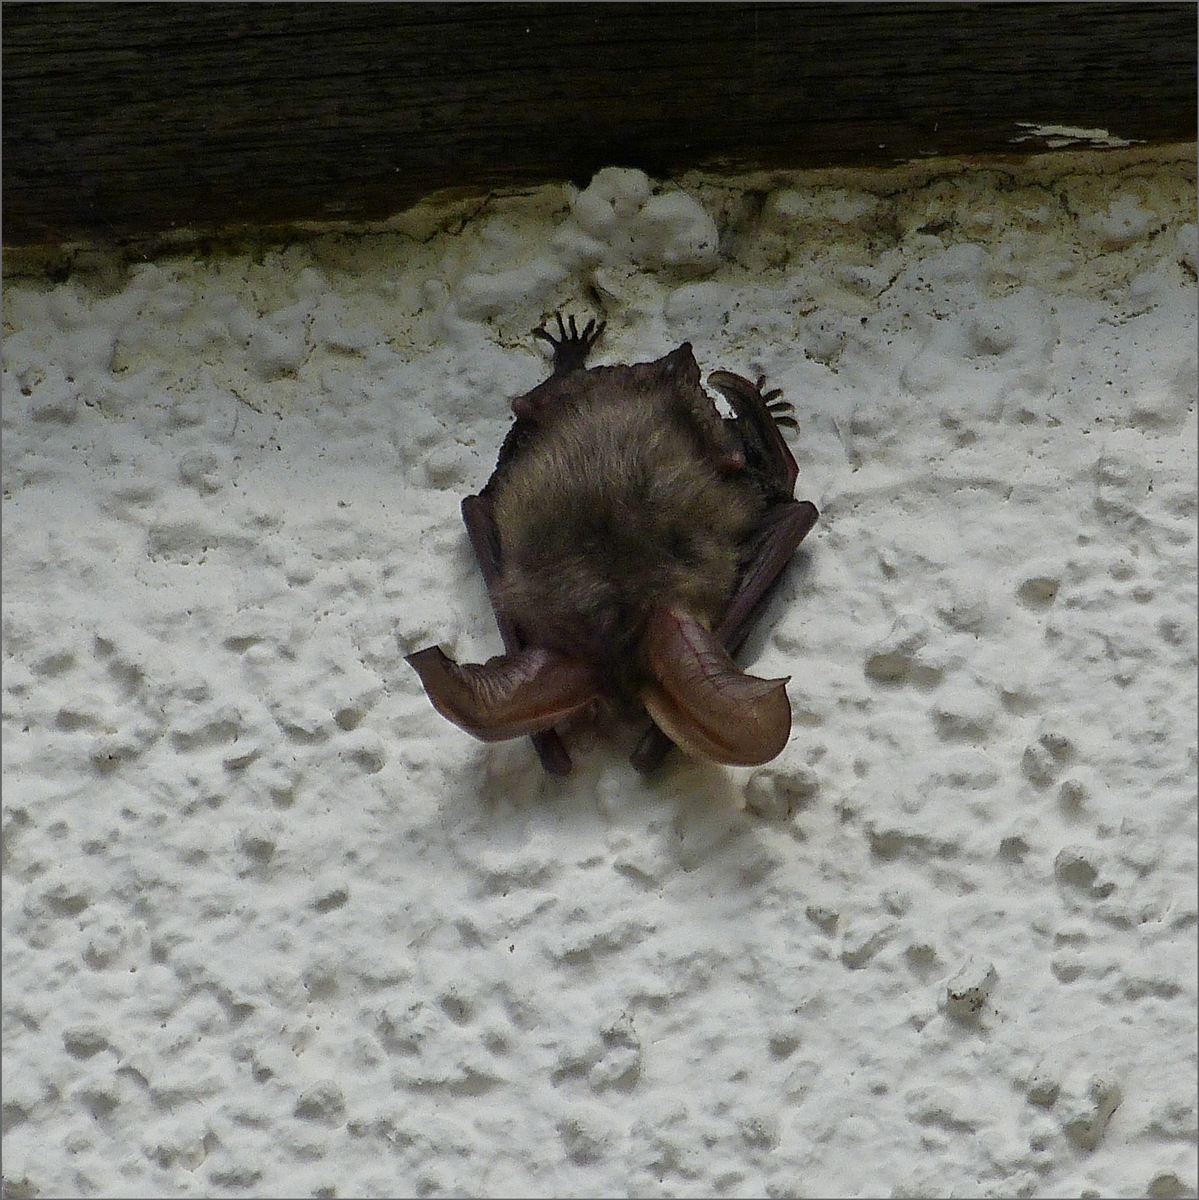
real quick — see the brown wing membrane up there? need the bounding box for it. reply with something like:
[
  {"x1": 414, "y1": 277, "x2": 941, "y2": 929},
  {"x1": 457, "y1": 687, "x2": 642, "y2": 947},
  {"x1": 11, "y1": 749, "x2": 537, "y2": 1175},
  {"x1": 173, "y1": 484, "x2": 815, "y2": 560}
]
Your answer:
[
  {"x1": 638, "y1": 606, "x2": 792, "y2": 767},
  {"x1": 718, "y1": 499, "x2": 819, "y2": 654},
  {"x1": 406, "y1": 645, "x2": 600, "y2": 742}
]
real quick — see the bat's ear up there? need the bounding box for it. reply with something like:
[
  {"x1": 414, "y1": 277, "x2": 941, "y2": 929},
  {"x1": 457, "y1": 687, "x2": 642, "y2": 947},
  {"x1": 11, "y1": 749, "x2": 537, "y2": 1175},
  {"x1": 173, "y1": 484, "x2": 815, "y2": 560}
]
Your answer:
[
  {"x1": 407, "y1": 645, "x2": 599, "y2": 742},
  {"x1": 639, "y1": 606, "x2": 791, "y2": 766}
]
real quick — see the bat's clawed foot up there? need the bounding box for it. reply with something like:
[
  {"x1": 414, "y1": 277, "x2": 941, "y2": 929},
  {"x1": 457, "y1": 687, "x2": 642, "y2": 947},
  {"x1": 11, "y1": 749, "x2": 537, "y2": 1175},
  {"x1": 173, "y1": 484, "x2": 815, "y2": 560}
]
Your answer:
[
  {"x1": 710, "y1": 370, "x2": 798, "y2": 431},
  {"x1": 533, "y1": 312, "x2": 606, "y2": 375},
  {"x1": 753, "y1": 375, "x2": 798, "y2": 430}
]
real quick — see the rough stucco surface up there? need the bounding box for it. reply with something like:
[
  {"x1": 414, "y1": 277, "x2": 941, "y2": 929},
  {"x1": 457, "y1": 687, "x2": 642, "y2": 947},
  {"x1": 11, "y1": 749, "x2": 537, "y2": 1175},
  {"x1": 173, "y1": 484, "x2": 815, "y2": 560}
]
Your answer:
[{"x1": 3, "y1": 149, "x2": 1197, "y2": 1198}]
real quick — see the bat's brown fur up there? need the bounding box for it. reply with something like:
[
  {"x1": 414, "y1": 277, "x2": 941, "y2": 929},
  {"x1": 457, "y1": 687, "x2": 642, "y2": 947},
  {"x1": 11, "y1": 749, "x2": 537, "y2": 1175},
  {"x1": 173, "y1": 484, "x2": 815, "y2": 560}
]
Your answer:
[{"x1": 490, "y1": 351, "x2": 763, "y2": 701}]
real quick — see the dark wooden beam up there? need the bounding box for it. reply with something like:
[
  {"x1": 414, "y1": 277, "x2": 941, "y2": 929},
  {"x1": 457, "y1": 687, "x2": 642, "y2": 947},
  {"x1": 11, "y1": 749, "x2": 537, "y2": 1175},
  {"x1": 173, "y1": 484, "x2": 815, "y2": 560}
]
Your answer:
[{"x1": 3, "y1": 2, "x2": 1195, "y2": 246}]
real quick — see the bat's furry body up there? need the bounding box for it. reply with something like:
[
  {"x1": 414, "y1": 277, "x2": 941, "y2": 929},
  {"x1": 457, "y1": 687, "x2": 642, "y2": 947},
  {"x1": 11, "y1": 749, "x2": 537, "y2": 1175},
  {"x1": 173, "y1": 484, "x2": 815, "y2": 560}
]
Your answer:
[
  {"x1": 490, "y1": 351, "x2": 761, "y2": 699},
  {"x1": 407, "y1": 316, "x2": 818, "y2": 774}
]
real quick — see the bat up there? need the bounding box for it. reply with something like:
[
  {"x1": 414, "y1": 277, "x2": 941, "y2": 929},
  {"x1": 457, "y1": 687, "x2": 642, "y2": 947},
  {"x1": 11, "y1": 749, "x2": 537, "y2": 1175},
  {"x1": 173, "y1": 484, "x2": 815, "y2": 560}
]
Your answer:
[{"x1": 407, "y1": 314, "x2": 818, "y2": 775}]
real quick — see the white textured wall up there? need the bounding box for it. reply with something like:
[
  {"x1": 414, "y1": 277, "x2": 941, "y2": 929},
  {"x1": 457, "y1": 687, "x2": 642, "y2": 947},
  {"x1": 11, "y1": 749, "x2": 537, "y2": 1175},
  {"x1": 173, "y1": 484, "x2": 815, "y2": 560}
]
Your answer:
[{"x1": 3, "y1": 149, "x2": 1196, "y2": 1199}]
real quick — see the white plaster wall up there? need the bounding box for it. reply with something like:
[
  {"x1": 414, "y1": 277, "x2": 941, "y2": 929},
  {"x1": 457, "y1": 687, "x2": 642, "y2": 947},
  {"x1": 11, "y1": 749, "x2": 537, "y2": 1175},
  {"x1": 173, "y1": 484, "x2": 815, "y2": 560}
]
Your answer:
[{"x1": 3, "y1": 148, "x2": 1196, "y2": 1198}]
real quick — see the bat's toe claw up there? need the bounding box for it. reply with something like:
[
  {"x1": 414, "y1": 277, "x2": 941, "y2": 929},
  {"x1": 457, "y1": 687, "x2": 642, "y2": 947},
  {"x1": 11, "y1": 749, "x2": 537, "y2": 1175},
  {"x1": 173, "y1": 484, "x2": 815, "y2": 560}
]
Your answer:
[{"x1": 765, "y1": 392, "x2": 796, "y2": 430}]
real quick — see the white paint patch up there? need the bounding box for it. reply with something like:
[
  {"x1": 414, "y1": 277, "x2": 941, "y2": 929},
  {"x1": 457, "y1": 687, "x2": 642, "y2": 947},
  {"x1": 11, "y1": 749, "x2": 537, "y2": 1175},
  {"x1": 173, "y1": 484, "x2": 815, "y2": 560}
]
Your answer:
[
  {"x1": 3, "y1": 151, "x2": 1196, "y2": 1198},
  {"x1": 1012, "y1": 122, "x2": 1144, "y2": 149}
]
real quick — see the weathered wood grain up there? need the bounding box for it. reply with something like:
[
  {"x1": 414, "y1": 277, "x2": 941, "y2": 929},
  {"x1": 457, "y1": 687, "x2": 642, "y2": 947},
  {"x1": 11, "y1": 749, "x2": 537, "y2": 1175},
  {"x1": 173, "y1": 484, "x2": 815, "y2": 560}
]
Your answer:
[{"x1": 3, "y1": 2, "x2": 1195, "y2": 245}]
